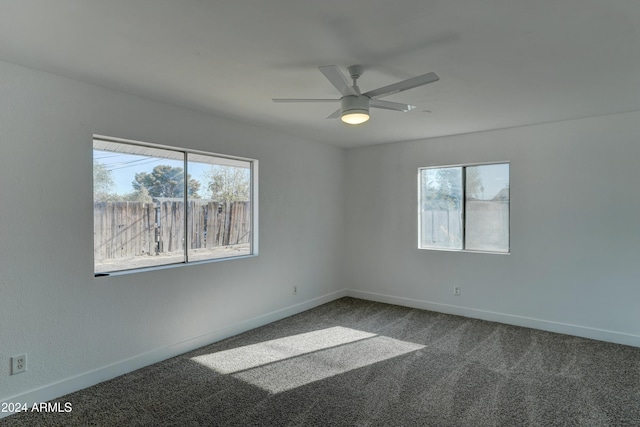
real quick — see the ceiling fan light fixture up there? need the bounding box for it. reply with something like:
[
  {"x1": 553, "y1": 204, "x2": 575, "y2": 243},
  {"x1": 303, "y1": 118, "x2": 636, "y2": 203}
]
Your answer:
[
  {"x1": 340, "y1": 95, "x2": 370, "y2": 125},
  {"x1": 341, "y1": 110, "x2": 370, "y2": 125}
]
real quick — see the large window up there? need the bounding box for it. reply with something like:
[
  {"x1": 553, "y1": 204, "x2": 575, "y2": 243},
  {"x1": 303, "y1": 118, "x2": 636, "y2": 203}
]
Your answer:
[
  {"x1": 419, "y1": 163, "x2": 509, "y2": 253},
  {"x1": 93, "y1": 136, "x2": 257, "y2": 275}
]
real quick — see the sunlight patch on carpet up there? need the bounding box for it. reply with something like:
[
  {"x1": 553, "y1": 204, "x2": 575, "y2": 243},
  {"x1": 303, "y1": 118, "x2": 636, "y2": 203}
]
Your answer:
[{"x1": 192, "y1": 326, "x2": 424, "y2": 393}]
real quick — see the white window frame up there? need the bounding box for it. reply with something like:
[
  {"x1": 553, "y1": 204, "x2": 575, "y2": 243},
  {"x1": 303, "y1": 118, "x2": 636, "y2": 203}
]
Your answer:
[
  {"x1": 418, "y1": 161, "x2": 510, "y2": 254},
  {"x1": 93, "y1": 135, "x2": 258, "y2": 276}
]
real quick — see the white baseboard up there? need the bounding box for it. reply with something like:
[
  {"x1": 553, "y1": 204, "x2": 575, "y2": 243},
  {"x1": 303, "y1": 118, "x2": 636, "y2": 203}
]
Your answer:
[
  {"x1": 346, "y1": 289, "x2": 640, "y2": 348},
  {"x1": 0, "y1": 289, "x2": 347, "y2": 419}
]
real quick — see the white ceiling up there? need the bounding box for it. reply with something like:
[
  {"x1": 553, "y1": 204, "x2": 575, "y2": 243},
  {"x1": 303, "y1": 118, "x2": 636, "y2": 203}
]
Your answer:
[{"x1": 2, "y1": 0, "x2": 640, "y2": 148}]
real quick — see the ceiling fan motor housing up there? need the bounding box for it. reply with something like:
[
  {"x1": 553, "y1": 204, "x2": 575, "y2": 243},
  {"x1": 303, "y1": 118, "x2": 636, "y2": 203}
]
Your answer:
[{"x1": 341, "y1": 95, "x2": 370, "y2": 116}]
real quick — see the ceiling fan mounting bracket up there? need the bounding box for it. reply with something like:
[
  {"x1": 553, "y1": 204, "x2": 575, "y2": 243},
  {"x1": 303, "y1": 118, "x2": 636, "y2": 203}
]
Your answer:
[{"x1": 347, "y1": 65, "x2": 364, "y2": 80}]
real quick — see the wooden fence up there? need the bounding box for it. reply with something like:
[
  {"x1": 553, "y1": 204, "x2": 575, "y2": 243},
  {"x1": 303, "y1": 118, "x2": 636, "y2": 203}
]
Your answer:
[
  {"x1": 94, "y1": 200, "x2": 251, "y2": 261},
  {"x1": 420, "y1": 200, "x2": 509, "y2": 250}
]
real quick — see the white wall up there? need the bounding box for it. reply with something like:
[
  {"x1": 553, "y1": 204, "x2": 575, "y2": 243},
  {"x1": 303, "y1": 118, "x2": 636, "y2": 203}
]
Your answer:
[
  {"x1": 0, "y1": 60, "x2": 345, "y2": 406},
  {"x1": 345, "y1": 112, "x2": 640, "y2": 346}
]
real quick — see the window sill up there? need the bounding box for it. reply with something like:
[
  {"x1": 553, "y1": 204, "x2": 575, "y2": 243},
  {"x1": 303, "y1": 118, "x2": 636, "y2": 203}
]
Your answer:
[
  {"x1": 94, "y1": 253, "x2": 258, "y2": 278},
  {"x1": 417, "y1": 247, "x2": 510, "y2": 255}
]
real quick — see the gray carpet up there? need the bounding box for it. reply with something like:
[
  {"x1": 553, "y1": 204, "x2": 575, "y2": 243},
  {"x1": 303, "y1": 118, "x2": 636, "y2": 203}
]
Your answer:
[{"x1": 3, "y1": 297, "x2": 640, "y2": 426}]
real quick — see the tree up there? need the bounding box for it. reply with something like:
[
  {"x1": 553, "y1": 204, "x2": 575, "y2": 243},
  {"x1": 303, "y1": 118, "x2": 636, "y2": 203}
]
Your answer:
[
  {"x1": 435, "y1": 168, "x2": 462, "y2": 202},
  {"x1": 423, "y1": 168, "x2": 462, "y2": 210},
  {"x1": 121, "y1": 186, "x2": 153, "y2": 203},
  {"x1": 465, "y1": 167, "x2": 484, "y2": 200},
  {"x1": 132, "y1": 165, "x2": 201, "y2": 198},
  {"x1": 93, "y1": 161, "x2": 115, "y2": 201},
  {"x1": 205, "y1": 165, "x2": 250, "y2": 202},
  {"x1": 421, "y1": 167, "x2": 485, "y2": 208}
]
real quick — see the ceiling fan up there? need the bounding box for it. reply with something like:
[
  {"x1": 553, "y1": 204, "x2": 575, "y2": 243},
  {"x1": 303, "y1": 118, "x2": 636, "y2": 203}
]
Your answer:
[{"x1": 273, "y1": 65, "x2": 439, "y2": 125}]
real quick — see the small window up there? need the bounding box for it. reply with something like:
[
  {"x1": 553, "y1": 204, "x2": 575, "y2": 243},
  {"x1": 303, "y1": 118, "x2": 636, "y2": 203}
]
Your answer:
[
  {"x1": 93, "y1": 137, "x2": 257, "y2": 274},
  {"x1": 419, "y1": 163, "x2": 509, "y2": 253}
]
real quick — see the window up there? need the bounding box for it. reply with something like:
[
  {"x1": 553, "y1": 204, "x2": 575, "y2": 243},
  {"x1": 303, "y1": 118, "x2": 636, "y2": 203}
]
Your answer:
[
  {"x1": 419, "y1": 163, "x2": 509, "y2": 253},
  {"x1": 93, "y1": 136, "x2": 257, "y2": 275}
]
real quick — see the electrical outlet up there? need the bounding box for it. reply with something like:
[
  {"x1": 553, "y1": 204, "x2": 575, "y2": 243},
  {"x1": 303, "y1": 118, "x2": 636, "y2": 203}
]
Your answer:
[
  {"x1": 454, "y1": 287, "x2": 461, "y2": 296},
  {"x1": 11, "y1": 354, "x2": 27, "y2": 375},
  {"x1": 293, "y1": 285, "x2": 298, "y2": 294}
]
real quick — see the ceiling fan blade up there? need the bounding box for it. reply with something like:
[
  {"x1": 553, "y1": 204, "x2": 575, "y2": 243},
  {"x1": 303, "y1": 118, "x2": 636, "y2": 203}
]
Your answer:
[
  {"x1": 370, "y1": 99, "x2": 416, "y2": 112},
  {"x1": 318, "y1": 65, "x2": 357, "y2": 97},
  {"x1": 327, "y1": 108, "x2": 341, "y2": 119},
  {"x1": 364, "y1": 72, "x2": 439, "y2": 99},
  {"x1": 272, "y1": 98, "x2": 339, "y2": 103}
]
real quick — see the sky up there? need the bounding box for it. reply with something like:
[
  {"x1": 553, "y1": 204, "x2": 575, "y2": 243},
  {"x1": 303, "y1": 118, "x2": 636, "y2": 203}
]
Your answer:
[{"x1": 471, "y1": 163, "x2": 509, "y2": 199}]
